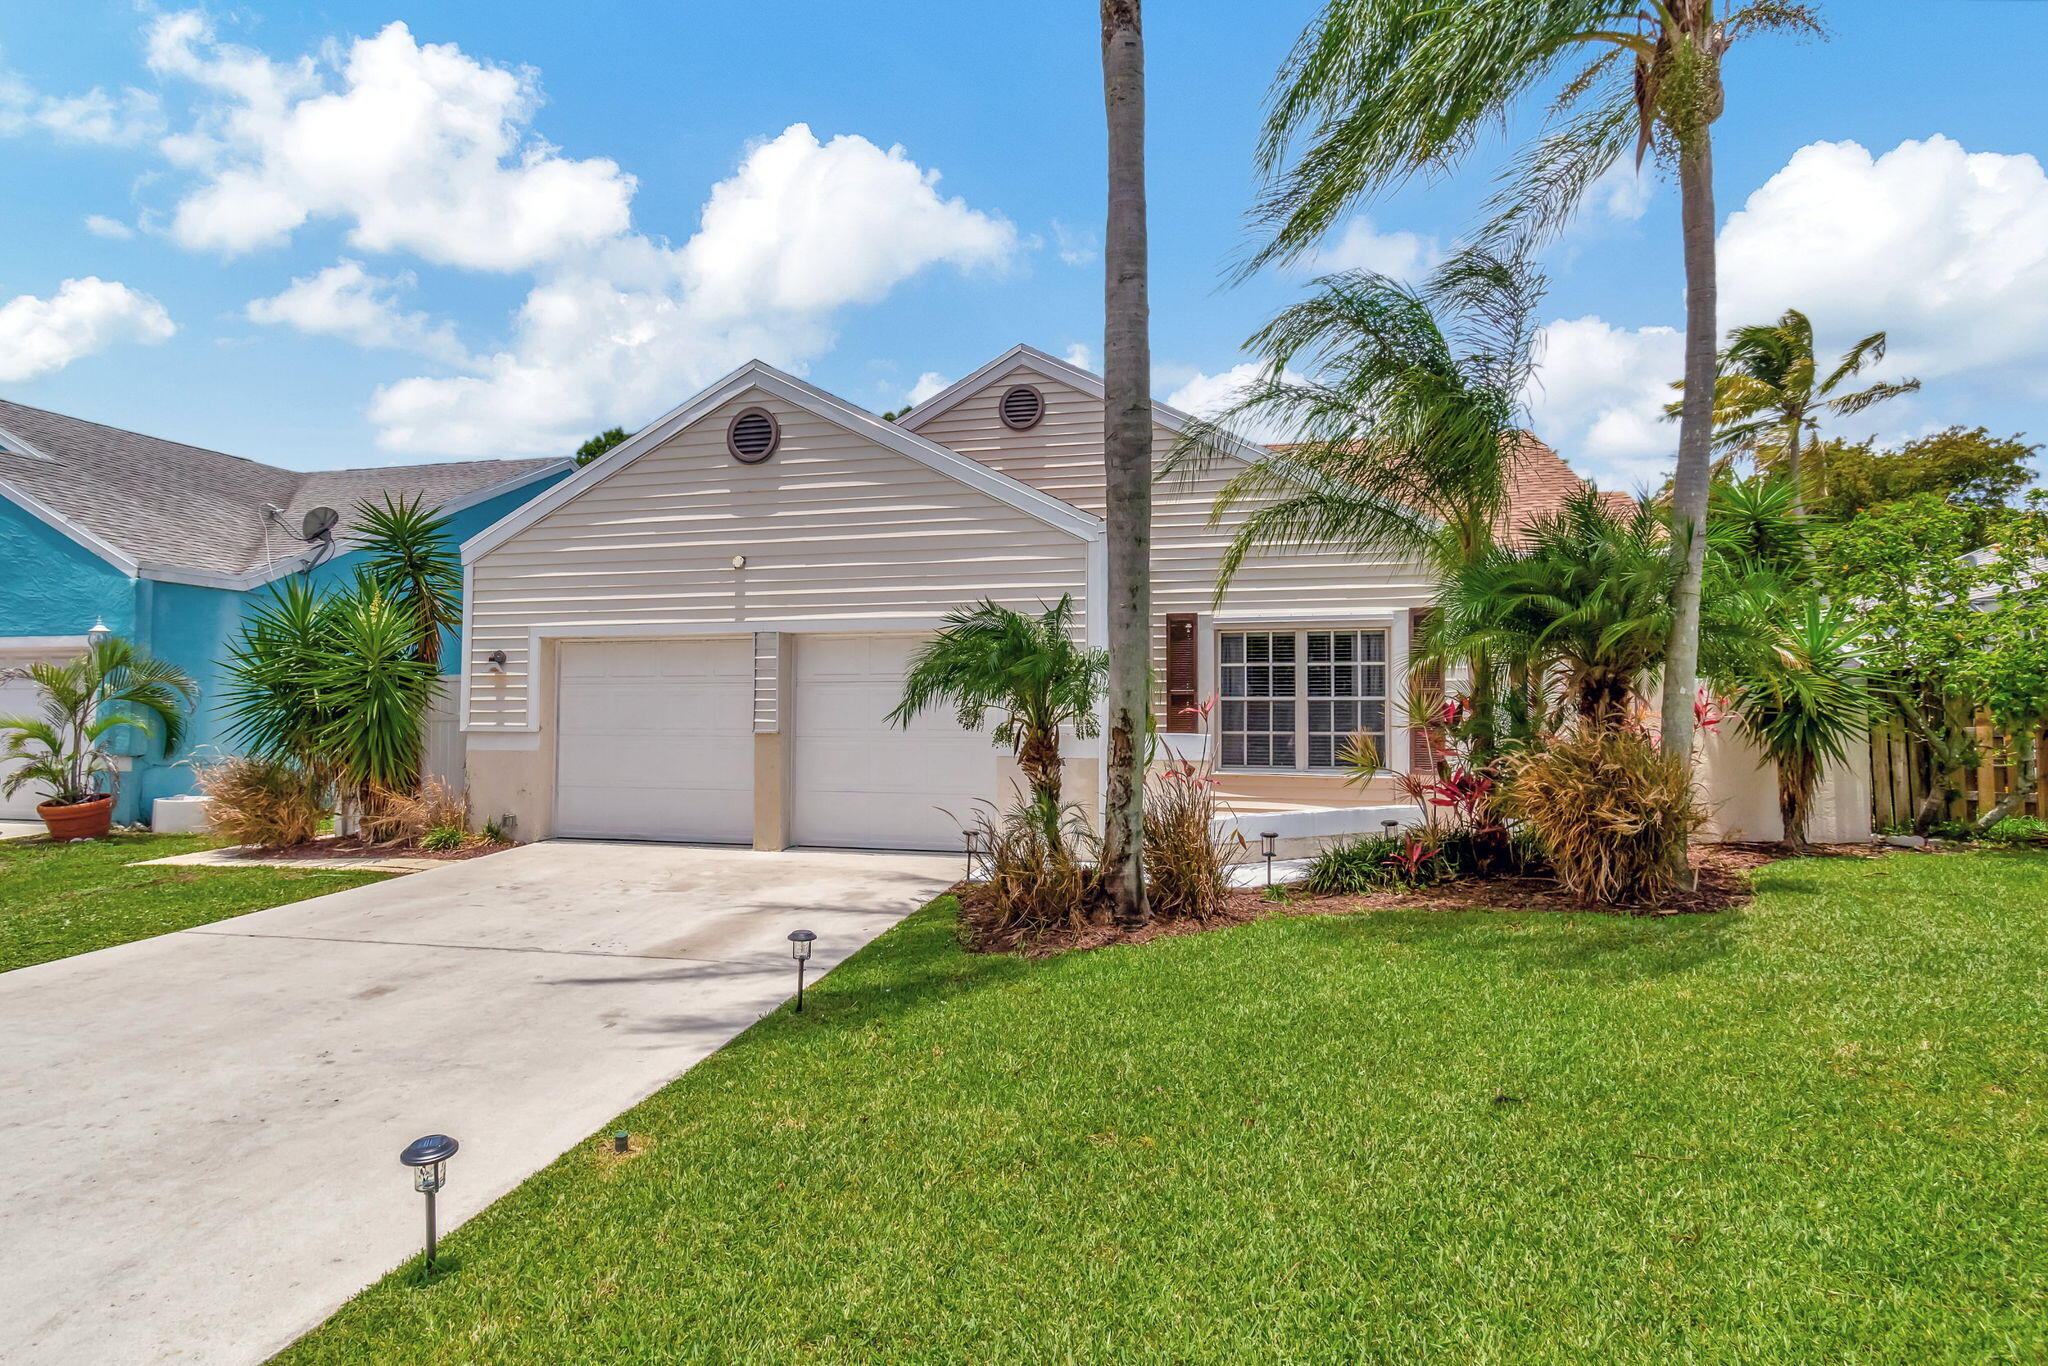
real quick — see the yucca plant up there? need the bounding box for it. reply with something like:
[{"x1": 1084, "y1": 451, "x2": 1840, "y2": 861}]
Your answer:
[
  {"x1": 1728, "y1": 596, "x2": 1871, "y2": 851},
  {"x1": 0, "y1": 636, "x2": 197, "y2": 808},
  {"x1": 219, "y1": 578, "x2": 441, "y2": 811},
  {"x1": 350, "y1": 493, "x2": 463, "y2": 666},
  {"x1": 888, "y1": 596, "x2": 1106, "y2": 841}
]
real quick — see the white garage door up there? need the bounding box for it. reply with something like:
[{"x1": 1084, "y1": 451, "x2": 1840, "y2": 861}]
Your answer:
[
  {"x1": 792, "y1": 634, "x2": 997, "y2": 852},
  {"x1": 554, "y1": 638, "x2": 754, "y2": 843},
  {"x1": 0, "y1": 661, "x2": 53, "y2": 819}
]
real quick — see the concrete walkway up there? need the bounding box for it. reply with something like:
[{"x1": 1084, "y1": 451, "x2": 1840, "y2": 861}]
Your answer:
[{"x1": 0, "y1": 841, "x2": 955, "y2": 1365}]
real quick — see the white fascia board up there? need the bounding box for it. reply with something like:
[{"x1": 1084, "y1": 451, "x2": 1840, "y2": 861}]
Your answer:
[
  {"x1": 0, "y1": 420, "x2": 56, "y2": 463},
  {"x1": 897, "y1": 342, "x2": 1272, "y2": 468},
  {"x1": 460, "y1": 360, "x2": 1103, "y2": 565},
  {"x1": 0, "y1": 477, "x2": 139, "y2": 575}
]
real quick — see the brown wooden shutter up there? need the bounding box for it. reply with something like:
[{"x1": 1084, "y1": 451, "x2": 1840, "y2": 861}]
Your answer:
[
  {"x1": 1408, "y1": 606, "x2": 1443, "y2": 773},
  {"x1": 1164, "y1": 613, "x2": 1198, "y2": 732}
]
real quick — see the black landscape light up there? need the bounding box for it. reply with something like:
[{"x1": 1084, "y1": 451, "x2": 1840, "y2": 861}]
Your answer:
[
  {"x1": 962, "y1": 828, "x2": 982, "y2": 883},
  {"x1": 613, "y1": 1132, "x2": 630, "y2": 1155},
  {"x1": 1382, "y1": 819, "x2": 1401, "y2": 838},
  {"x1": 788, "y1": 929, "x2": 817, "y2": 1012},
  {"x1": 399, "y1": 1133, "x2": 459, "y2": 1272},
  {"x1": 1260, "y1": 831, "x2": 1279, "y2": 888}
]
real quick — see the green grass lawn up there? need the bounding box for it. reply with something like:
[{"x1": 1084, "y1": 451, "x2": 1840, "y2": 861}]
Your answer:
[
  {"x1": 284, "y1": 851, "x2": 2047, "y2": 1364},
  {"x1": 0, "y1": 834, "x2": 391, "y2": 973}
]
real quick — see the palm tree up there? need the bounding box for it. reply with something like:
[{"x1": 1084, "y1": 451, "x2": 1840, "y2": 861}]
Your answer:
[
  {"x1": 1683, "y1": 309, "x2": 1919, "y2": 520},
  {"x1": 1246, "y1": 0, "x2": 1824, "y2": 770},
  {"x1": 351, "y1": 494, "x2": 462, "y2": 667},
  {"x1": 1100, "y1": 0, "x2": 1152, "y2": 926},
  {"x1": 1431, "y1": 490, "x2": 1681, "y2": 728},
  {"x1": 0, "y1": 636, "x2": 197, "y2": 808},
  {"x1": 1729, "y1": 596, "x2": 1870, "y2": 850},
  {"x1": 1167, "y1": 245, "x2": 1544, "y2": 756},
  {"x1": 888, "y1": 598, "x2": 1107, "y2": 841}
]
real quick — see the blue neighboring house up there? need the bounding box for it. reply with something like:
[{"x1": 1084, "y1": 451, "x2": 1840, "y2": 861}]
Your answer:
[{"x1": 0, "y1": 397, "x2": 572, "y2": 825}]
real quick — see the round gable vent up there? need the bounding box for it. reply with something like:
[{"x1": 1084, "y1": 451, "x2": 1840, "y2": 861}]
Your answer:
[
  {"x1": 998, "y1": 383, "x2": 1045, "y2": 431},
  {"x1": 727, "y1": 407, "x2": 780, "y2": 463}
]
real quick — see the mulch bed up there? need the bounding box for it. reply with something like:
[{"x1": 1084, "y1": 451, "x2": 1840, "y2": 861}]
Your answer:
[
  {"x1": 235, "y1": 835, "x2": 517, "y2": 863},
  {"x1": 955, "y1": 842, "x2": 1885, "y2": 958}
]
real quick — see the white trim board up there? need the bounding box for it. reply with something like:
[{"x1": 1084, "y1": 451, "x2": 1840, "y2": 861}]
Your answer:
[
  {"x1": 459, "y1": 360, "x2": 1104, "y2": 566},
  {"x1": 0, "y1": 477, "x2": 140, "y2": 575}
]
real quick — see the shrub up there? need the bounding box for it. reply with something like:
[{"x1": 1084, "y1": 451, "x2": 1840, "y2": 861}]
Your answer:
[
  {"x1": 418, "y1": 824, "x2": 468, "y2": 852},
  {"x1": 1303, "y1": 833, "x2": 1408, "y2": 894},
  {"x1": 1984, "y1": 816, "x2": 2048, "y2": 846},
  {"x1": 199, "y1": 755, "x2": 328, "y2": 849},
  {"x1": 1142, "y1": 758, "x2": 1236, "y2": 921},
  {"x1": 963, "y1": 797, "x2": 1101, "y2": 938},
  {"x1": 481, "y1": 820, "x2": 511, "y2": 844},
  {"x1": 1498, "y1": 725, "x2": 1701, "y2": 908},
  {"x1": 359, "y1": 778, "x2": 468, "y2": 849}
]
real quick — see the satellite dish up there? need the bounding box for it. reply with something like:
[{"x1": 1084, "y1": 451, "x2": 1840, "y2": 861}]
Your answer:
[{"x1": 301, "y1": 507, "x2": 339, "y2": 542}]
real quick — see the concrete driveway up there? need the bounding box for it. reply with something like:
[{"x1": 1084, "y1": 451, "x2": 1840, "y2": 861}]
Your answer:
[{"x1": 0, "y1": 841, "x2": 955, "y2": 1365}]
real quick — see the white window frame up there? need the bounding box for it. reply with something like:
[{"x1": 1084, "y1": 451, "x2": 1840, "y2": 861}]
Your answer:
[{"x1": 1214, "y1": 623, "x2": 1392, "y2": 774}]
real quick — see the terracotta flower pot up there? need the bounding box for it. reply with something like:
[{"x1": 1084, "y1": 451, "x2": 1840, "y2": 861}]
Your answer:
[{"x1": 39, "y1": 795, "x2": 114, "y2": 842}]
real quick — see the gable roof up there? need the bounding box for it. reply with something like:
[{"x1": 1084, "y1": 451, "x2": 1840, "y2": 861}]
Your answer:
[
  {"x1": 896, "y1": 343, "x2": 1274, "y2": 468},
  {"x1": 461, "y1": 359, "x2": 1104, "y2": 564},
  {"x1": 0, "y1": 398, "x2": 569, "y2": 584}
]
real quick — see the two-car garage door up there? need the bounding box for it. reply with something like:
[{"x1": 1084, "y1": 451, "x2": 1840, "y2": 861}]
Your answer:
[{"x1": 552, "y1": 634, "x2": 993, "y2": 851}]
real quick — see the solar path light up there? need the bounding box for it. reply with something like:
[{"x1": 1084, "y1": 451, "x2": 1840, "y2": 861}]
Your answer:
[
  {"x1": 1260, "y1": 831, "x2": 1279, "y2": 888},
  {"x1": 788, "y1": 929, "x2": 817, "y2": 1013},
  {"x1": 962, "y1": 828, "x2": 982, "y2": 883},
  {"x1": 399, "y1": 1133, "x2": 458, "y2": 1272}
]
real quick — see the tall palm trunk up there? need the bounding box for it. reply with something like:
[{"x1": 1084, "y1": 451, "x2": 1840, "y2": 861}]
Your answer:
[
  {"x1": 1100, "y1": 0, "x2": 1151, "y2": 927},
  {"x1": 1660, "y1": 135, "x2": 1717, "y2": 779}
]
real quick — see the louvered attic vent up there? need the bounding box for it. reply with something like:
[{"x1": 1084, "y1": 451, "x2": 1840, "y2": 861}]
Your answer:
[
  {"x1": 999, "y1": 383, "x2": 1045, "y2": 431},
  {"x1": 727, "y1": 408, "x2": 780, "y2": 463}
]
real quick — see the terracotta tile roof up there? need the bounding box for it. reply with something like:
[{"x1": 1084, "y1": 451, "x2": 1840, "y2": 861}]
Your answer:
[{"x1": 1260, "y1": 430, "x2": 1616, "y2": 547}]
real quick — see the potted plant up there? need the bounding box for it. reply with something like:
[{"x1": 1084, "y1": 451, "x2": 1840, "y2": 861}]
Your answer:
[{"x1": 0, "y1": 636, "x2": 197, "y2": 841}]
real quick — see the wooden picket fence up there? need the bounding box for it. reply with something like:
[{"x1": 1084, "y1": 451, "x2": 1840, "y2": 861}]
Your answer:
[{"x1": 1869, "y1": 713, "x2": 2048, "y2": 830}]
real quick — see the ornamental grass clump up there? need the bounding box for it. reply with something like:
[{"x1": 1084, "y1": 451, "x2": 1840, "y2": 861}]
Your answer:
[
  {"x1": 1499, "y1": 725, "x2": 1701, "y2": 909},
  {"x1": 199, "y1": 754, "x2": 329, "y2": 850},
  {"x1": 963, "y1": 797, "x2": 1101, "y2": 941},
  {"x1": 1142, "y1": 757, "x2": 1238, "y2": 922}
]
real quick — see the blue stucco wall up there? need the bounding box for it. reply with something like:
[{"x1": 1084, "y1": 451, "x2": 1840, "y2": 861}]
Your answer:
[
  {"x1": 0, "y1": 497, "x2": 136, "y2": 639},
  {"x1": 6, "y1": 470, "x2": 569, "y2": 824}
]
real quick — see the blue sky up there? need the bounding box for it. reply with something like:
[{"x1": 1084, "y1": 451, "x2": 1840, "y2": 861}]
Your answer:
[{"x1": 3, "y1": 2, "x2": 2045, "y2": 490}]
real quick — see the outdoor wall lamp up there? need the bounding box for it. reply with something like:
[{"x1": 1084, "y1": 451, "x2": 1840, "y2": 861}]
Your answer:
[
  {"x1": 484, "y1": 650, "x2": 507, "y2": 674},
  {"x1": 1260, "y1": 831, "x2": 1279, "y2": 888},
  {"x1": 787, "y1": 929, "x2": 816, "y2": 1012},
  {"x1": 86, "y1": 618, "x2": 111, "y2": 646},
  {"x1": 399, "y1": 1133, "x2": 459, "y2": 1272},
  {"x1": 962, "y1": 828, "x2": 982, "y2": 884}
]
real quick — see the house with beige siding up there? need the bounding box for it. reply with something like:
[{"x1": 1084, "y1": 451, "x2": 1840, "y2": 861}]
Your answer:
[{"x1": 458, "y1": 343, "x2": 1870, "y2": 853}]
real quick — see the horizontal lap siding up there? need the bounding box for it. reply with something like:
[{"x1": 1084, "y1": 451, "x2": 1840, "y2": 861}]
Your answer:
[
  {"x1": 914, "y1": 367, "x2": 1436, "y2": 671},
  {"x1": 466, "y1": 391, "x2": 1087, "y2": 730}
]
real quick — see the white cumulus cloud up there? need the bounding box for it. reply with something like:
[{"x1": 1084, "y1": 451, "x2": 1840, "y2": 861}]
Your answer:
[
  {"x1": 0, "y1": 278, "x2": 175, "y2": 382},
  {"x1": 1304, "y1": 216, "x2": 1443, "y2": 281},
  {"x1": 83, "y1": 214, "x2": 136, "y2": 240},
  {"x1": 147, "y1": 13, "x2": 634, "y2": 270},
  {"x1": 246, "y1": 260, "x2": 466, "y2": 363},
  {"x1": 369, "y1": 123, "x2": 1015, "y2": 456},
  {"x1": 905, "y1": 371, "x2": 950, "y2": 406},
  {"x1": 1063, "y1": 342, "x2": 1095, "y2": 372},
  {"x1": 1524, "y1": 316, "x2": 1682, "y2": 489},
  {"x1": 1165, "y1": 362, "x2": 1309, "y2": 446},
  {"x1": 1718, "y1": 135, "x2": 2048, "y2": 389}
]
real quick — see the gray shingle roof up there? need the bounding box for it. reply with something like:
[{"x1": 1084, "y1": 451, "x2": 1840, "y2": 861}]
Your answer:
[{"x1": 0, "y1": 399, "x2": 564, "y2": 577}]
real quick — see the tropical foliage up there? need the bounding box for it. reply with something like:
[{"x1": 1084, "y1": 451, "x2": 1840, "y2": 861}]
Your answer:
[
  {"x1": 1498, "y1": 723, "x2": 1702, "y2": 906},
  {"x1": 574, "y1": 427, "x2": 629, "y2": 467},
  {"x1": 1248, "y1": 0, "x2": 1824, "y2": 766},
  {"x1": 1806, "y1": 426, "x2": 2039, "y2": 526},
  {"x1": 1687, "y1": 308, "x2": 1918, "y2": 518},
  {"x1": 887, "y1": 597, "x2": 1106, "y2": 838},
  {"x1": 349, "y1": 494, "x2": 463, "y2": 667},
  {"x1": 0, "y1": 637, "x2": 197, "y2": 808},
  {"x1": 1726, "y1": 599, "x2": 1871, "y2": 849},
  {"x1": 218, "y1": 577, "x2": 442, "y2": 806}
]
